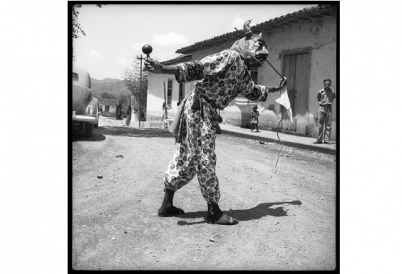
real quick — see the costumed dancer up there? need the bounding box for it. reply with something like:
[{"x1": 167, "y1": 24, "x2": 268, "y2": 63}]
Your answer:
[{"x1": 145, "y1": 20, "x2": 287, "y2": 225}]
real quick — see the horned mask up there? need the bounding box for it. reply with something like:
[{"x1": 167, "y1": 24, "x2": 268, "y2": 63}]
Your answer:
[{"x1": 230, "y1": 20, "x2": 269, "y2": 69}]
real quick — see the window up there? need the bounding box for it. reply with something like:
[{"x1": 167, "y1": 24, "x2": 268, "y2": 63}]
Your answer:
[
  {"x1": 167, "y1": 79, "x2": 173, "y2": 106},
  {"x1": 250, "y1": 69, "x2": 258, "y2": 84},
  {"x1": 178, "y1": 83, "x2": 185, "y2": 103},
  {"x1": 105, "y1": 106, "x2": 110, "y2": 112},
  {"x1": 72, "y1": 73, "x2": 79, "y2": 81}
]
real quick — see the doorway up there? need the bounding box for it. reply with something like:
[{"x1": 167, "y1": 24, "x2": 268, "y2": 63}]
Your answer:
[{"x1": 281, "y1": 51, "x2": 311, "y2": 134}]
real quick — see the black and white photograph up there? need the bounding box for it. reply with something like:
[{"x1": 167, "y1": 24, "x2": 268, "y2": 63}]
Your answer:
[
  {"x1": 8, "y1": 1, "x2": 402, "y2": 273},
  {"x1": 70, "y1": 2, "x2": 338, "y2": 271}
]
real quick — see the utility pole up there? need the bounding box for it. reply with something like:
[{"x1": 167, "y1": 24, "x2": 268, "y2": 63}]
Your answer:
[{"x1": 136, "y1": 54, "x2": 145, "y2": 128}]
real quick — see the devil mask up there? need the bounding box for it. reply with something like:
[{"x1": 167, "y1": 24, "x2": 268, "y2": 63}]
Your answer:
[{"x1": 230, "y1": 20, "x2": 269, "y2": 70}]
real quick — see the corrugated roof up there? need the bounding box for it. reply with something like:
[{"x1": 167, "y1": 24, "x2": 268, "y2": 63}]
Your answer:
[{"x1": 176, "y1": 4, "x2": 337, "y2": 54}]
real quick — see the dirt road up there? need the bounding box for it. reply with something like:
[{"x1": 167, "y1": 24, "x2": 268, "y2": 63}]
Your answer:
[{"x1": 72, "y1": 117, "x2": 337, "y2": 270}]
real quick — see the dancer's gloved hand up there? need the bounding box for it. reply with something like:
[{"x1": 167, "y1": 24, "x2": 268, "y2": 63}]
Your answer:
[
  {"x1": 144, "y1": 57, "x2": 163, "y2": 73},
  {"x1": 278, "y1": 77, "x2": 287, "y2": 90}
]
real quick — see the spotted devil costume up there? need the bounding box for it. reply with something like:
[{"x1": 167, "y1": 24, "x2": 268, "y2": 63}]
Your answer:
[
  {"x1": 165, "y1": 49, "x2": 269, "y2": 204},
  {"x1": 153, "y1": 20, "x2": 286, "y2": 225}
]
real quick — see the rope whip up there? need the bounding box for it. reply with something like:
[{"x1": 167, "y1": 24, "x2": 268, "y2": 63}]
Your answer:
[
  {"x1": 265, "y1": 59, "x2": 286, "y2": 172},
  {"x1": 232, "y1": 27, "x2": 287, "y2": 171},
  {"x1": 274, "y1": 114, "x2": 284, "y2": 171}
]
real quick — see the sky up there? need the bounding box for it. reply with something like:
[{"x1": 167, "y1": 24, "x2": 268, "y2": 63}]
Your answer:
[{"x1": 73, "y1": 3, "x2": 318, "y2": 80}]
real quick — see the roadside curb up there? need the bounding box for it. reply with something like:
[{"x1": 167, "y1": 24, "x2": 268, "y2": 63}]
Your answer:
[{"x1": 221, "y1": 129, "x2": 336, "y2": 155}]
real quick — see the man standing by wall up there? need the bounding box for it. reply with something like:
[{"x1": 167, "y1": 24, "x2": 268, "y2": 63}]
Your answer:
[{"x1": 314, "y1": 79, "x2": 336, "y2": 144}]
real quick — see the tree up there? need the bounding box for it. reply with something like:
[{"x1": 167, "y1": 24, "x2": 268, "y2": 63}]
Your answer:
[
  {"x1": 72, "y1": 4, "x2": 104, "y2": 60},
  {"x1": 72, "y1": 4, "x2": 104, "y2": 39},
  {"x1": 117, "y1": 93, "x2": 131, "y2": 107},
  {"x1": 122, "y1": 58, "x2": 149, "y2": 120},
  {"x1": 101, "y1": 92, "x2": 116, "y2": 99}
]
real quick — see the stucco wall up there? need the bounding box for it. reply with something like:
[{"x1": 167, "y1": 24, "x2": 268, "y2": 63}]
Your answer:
[
  {"x1": 146, "y1": 14, "x2": 337, "y2": 140},
  {"x1": 255, "y1": 15, "x2": 337, "y2": 139},
  {"x1": 146, "y1": 73, "x2": 194, "y2": 121}
]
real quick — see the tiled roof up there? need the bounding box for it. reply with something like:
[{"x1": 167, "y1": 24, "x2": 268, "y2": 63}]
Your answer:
[
  {"x1": 160, "y1": 54, "x2": 192, "y2": 65},
  {"x1": 176, "y1": 4, "x2": 337, "y2": 54}
]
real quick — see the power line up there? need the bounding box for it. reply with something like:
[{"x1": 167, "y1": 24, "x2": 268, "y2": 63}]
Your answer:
[
  {"x1": 277, "y1": 5, "x2": 303, "y2": 17},
  {"x1": 204, "y1": 5, "x2": 292, "y2": 49},
  {"x1": 257, "y1": 5, "x2": 280, "y2": 23},
  {"x1": 211, "y1": 5, "x2": 278, "y2": 38},
  {"x1": 241, "y1": 6, "x2": 261, "y2": 17},
  {"x1": 210, "y1": 5, "x2": 242, "y2": 37},
  {"x1": 191, "y1": 4, "x2": 314, "y2": 52},
  {"x1": 230, "y1": 5, "x2": 277, "y2": 30},
  {"x1": 258, "y1": 4, "x2": 306, "y2": 23},
  {"x1": 252, "y1": 5, "x2": 280, "y2": 26}
]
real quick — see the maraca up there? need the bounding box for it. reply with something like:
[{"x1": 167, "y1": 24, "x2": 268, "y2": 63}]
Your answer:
[
  {"x1": 142, "y1": 44, "x2": 153, "y2": 71},
  {"x1": 142, "y1": 44, "x2": 153, "y2": 57}
]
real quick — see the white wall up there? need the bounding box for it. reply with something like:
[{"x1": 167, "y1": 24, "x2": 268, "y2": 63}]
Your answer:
[{"x1": 147, "y1": 73, "x2": 194, "y2": 120}]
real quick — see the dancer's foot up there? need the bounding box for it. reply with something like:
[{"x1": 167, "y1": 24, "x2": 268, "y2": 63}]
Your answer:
[
  {"x1": 206, "y1": 202, "x2": 239, "y2": 225},
  {"x1": 158, "y1": 205, "x2": 184, "y2": 217},
  {"x1": 206, "y1": 213, "x2": 239, "y2": 225},
  {"x1": 157, "y1": 188, "x2": 184, "y2": 217}
]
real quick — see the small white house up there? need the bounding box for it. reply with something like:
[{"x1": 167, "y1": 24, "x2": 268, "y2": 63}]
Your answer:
[{"x1": 98, "y1": 98, "x2": 118, "y2": 114}]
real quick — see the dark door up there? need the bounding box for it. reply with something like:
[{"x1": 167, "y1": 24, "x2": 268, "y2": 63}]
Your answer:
[{"x1": 281, "y1": 52, "x2": 310, "y2": 132}]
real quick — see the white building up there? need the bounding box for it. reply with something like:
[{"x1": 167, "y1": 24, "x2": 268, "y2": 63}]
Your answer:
[{"x1": 146, "y1": 4, "x2": 337, "y2": 140}]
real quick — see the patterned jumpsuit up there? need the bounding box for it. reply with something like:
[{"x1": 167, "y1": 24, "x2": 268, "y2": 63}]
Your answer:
[{"x1": 164, "y1": 50, "x2": 269, "y2": 204}]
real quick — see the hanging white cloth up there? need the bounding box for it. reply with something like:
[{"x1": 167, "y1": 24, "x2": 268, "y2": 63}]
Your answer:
[{"x1": 275, "y1": 85, "x2": 293, "y2": 123}]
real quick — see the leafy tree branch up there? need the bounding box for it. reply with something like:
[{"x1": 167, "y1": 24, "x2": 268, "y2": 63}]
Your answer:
[
  {"x1": 72, "y1": 4, "x2": 104, "y2": 39},
  {"x1": 122, "y1": 58, "x2": 149, "y2": 119}
]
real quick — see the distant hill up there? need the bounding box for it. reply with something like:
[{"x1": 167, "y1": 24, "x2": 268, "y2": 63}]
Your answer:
[{"x1": 91, "y1": 78, "x2": 131, "y2": 98}]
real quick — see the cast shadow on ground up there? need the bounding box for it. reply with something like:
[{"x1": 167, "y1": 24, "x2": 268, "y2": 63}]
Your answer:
[
  {"x1": 94, "y1": 126, "x2": 174, "y2": 139},
  {"x1": 71, "y1": 129, "x2": 106, "y2": 142},
  {"x1": 176, "y1": 200, "x2": 302, "y2": 226},
  {"x1": 71, "y1": 126, "x2": 174, "y2": 142}
]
